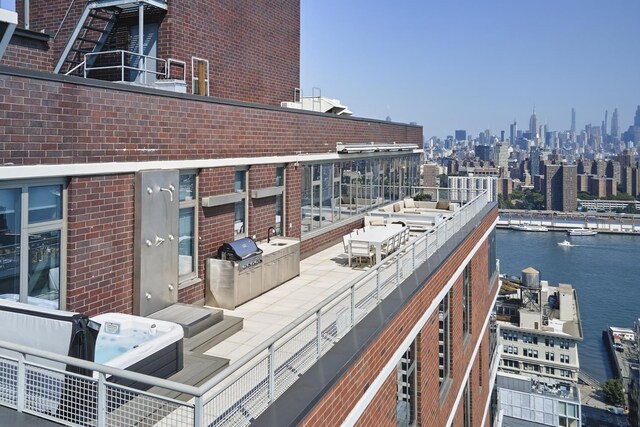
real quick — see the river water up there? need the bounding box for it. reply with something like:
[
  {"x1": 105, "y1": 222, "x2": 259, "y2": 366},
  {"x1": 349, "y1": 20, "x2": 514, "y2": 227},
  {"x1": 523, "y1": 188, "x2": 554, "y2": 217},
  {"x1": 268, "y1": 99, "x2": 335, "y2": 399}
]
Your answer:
[{"x1": 496, "y1": 229, "x2": 640, "y2": 383}]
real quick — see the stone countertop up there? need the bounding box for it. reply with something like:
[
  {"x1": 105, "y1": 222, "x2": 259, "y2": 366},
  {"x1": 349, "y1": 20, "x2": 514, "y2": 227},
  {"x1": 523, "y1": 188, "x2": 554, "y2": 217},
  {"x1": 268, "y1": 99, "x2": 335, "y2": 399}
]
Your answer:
[{"x1": 256, "y1": 237, "x2": 300, "y2": 256}]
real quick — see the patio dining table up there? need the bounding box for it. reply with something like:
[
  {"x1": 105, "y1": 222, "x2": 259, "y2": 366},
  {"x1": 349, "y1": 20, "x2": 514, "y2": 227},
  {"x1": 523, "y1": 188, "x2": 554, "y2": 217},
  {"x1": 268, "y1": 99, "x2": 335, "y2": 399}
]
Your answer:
[{"x1": 347, "y1": 224, "x2": 405, "y2": 266}]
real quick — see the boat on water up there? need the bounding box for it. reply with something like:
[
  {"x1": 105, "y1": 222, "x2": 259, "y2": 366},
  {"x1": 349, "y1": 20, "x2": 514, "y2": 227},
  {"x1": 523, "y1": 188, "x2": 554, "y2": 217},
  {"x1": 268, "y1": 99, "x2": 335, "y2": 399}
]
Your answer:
[
  {"x1": 509, "y1": 224, "x2": 549, "y2": 232},
  {"x1": 567, "y1": 228, "x2": 597, "y2": 236},
  {"x1": 557, "y1": 240, "x2": 573, "y2": 247}
]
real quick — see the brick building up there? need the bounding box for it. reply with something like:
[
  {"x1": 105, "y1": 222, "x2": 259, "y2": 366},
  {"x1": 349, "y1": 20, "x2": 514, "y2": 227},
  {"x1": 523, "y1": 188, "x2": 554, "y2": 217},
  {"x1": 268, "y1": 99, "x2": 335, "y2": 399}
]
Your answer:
[
  {"x1": 0, "y1": 1, "x2": 499, "y2": 426},
  {"x1": 543, "y1": 163, "x2": 577, "y2": 212}
]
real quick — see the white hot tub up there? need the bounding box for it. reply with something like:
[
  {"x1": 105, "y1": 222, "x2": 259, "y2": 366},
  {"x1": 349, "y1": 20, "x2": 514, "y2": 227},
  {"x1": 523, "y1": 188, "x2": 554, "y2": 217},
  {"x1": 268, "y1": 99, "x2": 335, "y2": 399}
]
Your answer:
[{"x1": 91, "y1": 313, "x2": 184, "y2": 388}]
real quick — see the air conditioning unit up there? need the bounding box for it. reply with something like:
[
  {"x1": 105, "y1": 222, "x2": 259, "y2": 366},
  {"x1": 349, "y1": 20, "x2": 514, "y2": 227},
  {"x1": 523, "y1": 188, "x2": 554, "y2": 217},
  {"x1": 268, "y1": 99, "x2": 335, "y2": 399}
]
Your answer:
[{"x1": 280, "y1": 101, "x2": 302, "y2": 109}]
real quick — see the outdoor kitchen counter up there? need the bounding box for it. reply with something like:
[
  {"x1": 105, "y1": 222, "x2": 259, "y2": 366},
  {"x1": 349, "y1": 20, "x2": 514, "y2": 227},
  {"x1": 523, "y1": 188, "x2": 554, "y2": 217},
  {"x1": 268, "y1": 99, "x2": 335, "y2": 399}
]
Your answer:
[
  {"x1": 257, "y1": 238, "x2": 301, "y2": 293},
  {"x1": 206, "y1": 238, "x2": 301, "y2": 310}
]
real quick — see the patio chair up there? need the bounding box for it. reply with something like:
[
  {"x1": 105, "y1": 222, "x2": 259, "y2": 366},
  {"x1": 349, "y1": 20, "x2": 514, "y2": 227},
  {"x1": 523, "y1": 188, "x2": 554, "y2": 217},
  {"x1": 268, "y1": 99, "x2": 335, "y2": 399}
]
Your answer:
[
  {"x1": 342, "y1": 235, "x2": 350, "y2": 253},
  {"x1": 380, "y1": 238, "x2": 394, "y2": 259},
  {"x1": 400, "y1": 228, "x2": 410, "y2": 245},
  {"x1": 349, "y1": 240, "x2": 374, "y2": 266}
]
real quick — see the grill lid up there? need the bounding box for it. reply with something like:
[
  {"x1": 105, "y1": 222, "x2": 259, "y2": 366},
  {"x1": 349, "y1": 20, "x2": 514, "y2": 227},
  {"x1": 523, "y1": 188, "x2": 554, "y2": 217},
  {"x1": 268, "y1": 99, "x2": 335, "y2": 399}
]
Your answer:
[{"x1": 218, "y1": 237, "x2": 262, "y2": 260}]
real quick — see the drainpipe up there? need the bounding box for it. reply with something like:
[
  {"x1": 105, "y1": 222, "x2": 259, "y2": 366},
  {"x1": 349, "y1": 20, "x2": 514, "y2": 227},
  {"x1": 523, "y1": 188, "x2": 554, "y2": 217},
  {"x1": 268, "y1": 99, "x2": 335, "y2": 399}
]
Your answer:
[
  {"x1": 24, "y1": 0, "x2": 29, "y2": 30},
  {"x1": 138, "y1": 2, "x2": 144, "y2": 84}
]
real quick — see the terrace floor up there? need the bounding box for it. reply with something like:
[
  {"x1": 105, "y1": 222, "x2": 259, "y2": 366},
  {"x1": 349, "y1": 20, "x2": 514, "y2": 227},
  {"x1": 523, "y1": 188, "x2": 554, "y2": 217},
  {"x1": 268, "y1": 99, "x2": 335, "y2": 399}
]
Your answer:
[{"x1": 202, "y1": 230, "x2": 420, "y2": 364}]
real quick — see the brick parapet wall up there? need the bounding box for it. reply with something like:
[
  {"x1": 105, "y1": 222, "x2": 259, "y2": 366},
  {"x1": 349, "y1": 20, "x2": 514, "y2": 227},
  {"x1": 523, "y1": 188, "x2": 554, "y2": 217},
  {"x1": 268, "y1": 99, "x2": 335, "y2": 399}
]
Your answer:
[
  {"x1": 1, "y1": 36, "x2": 53, "y2": 71},
  {"x1": 301, "y1": 207, "x2": 499, "y2": 426},
  {"x1": 0, "y1": 72, "x2": 422, "y2": 166}
]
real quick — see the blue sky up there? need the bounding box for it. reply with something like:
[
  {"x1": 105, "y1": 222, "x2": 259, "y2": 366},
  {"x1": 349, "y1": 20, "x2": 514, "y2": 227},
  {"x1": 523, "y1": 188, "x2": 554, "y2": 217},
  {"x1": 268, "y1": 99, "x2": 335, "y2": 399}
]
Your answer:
[{"x1": 300, "y1": 1, "x2": 640, "y2": 139}]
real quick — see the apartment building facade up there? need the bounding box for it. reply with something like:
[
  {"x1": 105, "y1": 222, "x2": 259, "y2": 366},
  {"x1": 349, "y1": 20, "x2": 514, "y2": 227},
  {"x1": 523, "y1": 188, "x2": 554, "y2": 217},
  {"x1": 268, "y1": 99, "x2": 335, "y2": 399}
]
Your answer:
[
  {"x1": 0, "y1": 1, "x2": 501, "y2": 425},
  {"x1": 495, "y1": 268, "x2": 583, "y2": 427}
]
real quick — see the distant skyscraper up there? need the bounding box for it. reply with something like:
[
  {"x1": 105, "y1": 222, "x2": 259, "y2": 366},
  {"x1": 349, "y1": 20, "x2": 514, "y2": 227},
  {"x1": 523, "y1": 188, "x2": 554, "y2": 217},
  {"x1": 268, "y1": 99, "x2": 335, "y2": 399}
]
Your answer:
[
  {"x1": 510, "y1": 121, "x2": 517, "y2": 146},
  {"x1": 635, "y1": 105, "x2": 640, "y2": 127},
  {"x1": 604, "y1": 110, "x2": 608, "y2": 137},
  {"x1": 454, "y1": 130, "x2": 466, "y2": 142},
  {"x1": 611, "y1": 108, "x2": 620, "y2": 138},
  {"x1": 529, "y1": 107, "x2": 538, "y2": 142},
  {"x1": 493, "y1": 143, "x2": 509, "y2": 172},
  {"x1": 571, "y1": 108, "x2": 576, "y2": 133}
]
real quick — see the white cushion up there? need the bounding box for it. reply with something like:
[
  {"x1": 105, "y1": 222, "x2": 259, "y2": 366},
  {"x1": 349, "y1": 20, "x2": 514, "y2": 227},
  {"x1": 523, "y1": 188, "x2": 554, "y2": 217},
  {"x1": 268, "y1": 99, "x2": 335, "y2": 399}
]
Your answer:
[{"x1": 404, "y1": 198, "x2": 415, "y2": 208}]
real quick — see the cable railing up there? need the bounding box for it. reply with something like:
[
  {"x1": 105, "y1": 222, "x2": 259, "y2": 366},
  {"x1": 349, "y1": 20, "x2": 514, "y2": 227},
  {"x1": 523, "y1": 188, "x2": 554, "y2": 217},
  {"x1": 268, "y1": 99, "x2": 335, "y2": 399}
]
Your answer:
[{"x1": 0, "y1": 187, "x2": 491, "y2": 426}]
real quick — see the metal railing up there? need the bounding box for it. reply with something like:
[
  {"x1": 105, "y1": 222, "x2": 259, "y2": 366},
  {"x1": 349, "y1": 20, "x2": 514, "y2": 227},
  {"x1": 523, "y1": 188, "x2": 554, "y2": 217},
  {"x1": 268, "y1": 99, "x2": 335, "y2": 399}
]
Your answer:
[
  {"x1": 0, "y1": 188, "x2": 491, "y2": 426},
  {"x1": 71, "y1": 50, "x2": 186, "y2": 85}
]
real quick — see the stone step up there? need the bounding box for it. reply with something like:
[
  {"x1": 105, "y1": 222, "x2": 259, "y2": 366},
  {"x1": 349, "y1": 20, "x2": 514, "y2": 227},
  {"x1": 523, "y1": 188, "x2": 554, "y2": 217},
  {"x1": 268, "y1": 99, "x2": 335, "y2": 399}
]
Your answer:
[
  {"x1": 184, "y1": 315, "x2": 244, "y2": 354},
  {"x1": 149, "y1": 303, "x2": 223, "y2": 338}
]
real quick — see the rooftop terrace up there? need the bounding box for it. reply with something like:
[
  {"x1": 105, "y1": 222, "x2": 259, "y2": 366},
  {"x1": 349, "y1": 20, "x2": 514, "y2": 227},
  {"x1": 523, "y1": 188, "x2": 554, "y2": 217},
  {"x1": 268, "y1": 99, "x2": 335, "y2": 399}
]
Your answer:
[{"x1": 0, "y1": 188, "x2": 494, "y2": 426}]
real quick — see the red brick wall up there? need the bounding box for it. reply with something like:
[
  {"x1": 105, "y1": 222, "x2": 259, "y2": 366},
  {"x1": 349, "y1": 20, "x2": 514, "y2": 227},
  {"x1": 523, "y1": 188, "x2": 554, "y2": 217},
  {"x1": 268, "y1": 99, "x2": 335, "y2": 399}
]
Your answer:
[
  {"x1": 7, "y1": 0, "x2": 299, "y2": 104},
  {"x1": 285, "y1": 163, "x2": 302, "y2": 239},
  {"x1": 301, "y1": 207, "x2": 499, "y2": 426},
  {"x1": 159, "y1": 0, "x2": 299, "y2": 104},
  {"x1": 0, "y1": 73, "x2": 423, "y2": 166},
  {"x1": 66, "y1": 175, "x2": 135, "y2": 316},
  {"x1": 1, "y1": 36, "x2": 53, "y2": 71}
]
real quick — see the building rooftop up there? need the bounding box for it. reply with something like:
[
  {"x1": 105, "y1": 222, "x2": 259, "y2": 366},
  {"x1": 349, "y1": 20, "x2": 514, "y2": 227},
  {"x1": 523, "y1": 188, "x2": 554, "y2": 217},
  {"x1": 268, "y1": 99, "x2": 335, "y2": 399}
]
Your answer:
[{"x1": 496, "y1": 274, "x2": 584, "y2": 340}]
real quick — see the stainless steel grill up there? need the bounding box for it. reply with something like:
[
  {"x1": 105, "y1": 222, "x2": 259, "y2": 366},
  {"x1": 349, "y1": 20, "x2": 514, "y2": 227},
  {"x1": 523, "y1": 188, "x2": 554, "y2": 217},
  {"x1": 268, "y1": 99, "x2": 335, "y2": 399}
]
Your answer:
[{"x1": 217, "y1": 238, "x2": 263, "y2": 270}]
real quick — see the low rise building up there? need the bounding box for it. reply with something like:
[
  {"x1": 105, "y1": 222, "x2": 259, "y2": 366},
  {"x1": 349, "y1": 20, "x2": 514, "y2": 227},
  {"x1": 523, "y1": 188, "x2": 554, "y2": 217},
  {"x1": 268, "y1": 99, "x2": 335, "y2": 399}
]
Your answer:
[{"x1": 494, "y1": 267, "x2": 583, "y2": 427}]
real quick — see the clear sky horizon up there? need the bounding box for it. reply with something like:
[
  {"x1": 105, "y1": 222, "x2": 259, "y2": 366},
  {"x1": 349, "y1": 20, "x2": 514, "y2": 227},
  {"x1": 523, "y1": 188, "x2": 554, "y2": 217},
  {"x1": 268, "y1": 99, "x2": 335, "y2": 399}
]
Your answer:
[{"x1": 300, "y1": 1, "x2": 640, "y2": 139}]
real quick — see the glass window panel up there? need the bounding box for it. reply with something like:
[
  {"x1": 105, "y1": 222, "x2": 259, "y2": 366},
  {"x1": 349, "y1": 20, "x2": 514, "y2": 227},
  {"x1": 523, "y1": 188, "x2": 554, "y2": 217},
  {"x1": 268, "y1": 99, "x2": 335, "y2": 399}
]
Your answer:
[
  {"x1": 312, "y1": 184, "x2": 321, "y2": 230},
  {"x1": 179, "y1": 208, "x2": 195, "y2": 277},
  {"x1": 301, "y1": 165, "x2": 312, "y2": 234},
  {"x1": 321, "y1": 164, "x2": 333, "y2": 225},
  {"x1": 28, "y1": 185, "x2": 62, "y2": 224},
  {"x1": 333, "y1": 181, "x2": 341, "y2": 221},
  {"x1": 275, "y1": 195, "x2": 283, "y2": 235},
  {"x1": 234, "y1": 171, "x2": 246, "y2": 193},
  {"x1": 28, "y1": 230, "x2": 61, "y2": 309},
  {"x1": 0, "y1": 188, "x2": 21, "y2": 299},
  {"x1": 234, "y1": 201, "x2": 245, "y2": 237},
  {"x1": 179, "y1": 174, "x2": 196, "y2": 202},
  {"x1": 275, "y1": 167, "x2": 284, "y2": 187}
]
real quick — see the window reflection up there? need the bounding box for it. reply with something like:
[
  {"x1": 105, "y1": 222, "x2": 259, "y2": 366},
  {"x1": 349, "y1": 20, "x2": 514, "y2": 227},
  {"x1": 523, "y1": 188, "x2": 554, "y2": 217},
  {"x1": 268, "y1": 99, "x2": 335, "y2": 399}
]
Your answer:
[
  {"x1": 28, "y1": 185, "x2": 62, "y2": 224},
  {"x1": 179, "y1": 208, "x2": 195, "y2": 276},
  {"x1": 0, "y1": 189, "x2": 21, "y2": 300},
  {"x1": 300, "y1": 154, "x2": 421, "y2": 236},
  {"x1": 179, "y1": 174, "x2": 195, "y2": 202},
  {"x1": 28, "y1": 230, "x2": 61, "y2": 310},
  {"x1": 234, "y1": 170, "x2": 246, "y2": 193},
  {"x1": 234, "y1": 201, "x2": 245, "y2": 237}
]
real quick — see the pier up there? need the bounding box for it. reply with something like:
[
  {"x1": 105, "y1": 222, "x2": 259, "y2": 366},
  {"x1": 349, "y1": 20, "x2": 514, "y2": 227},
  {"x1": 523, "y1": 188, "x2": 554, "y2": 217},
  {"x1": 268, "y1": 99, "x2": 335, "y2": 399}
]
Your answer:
[
  {"x1": 499, "y1": 210, "x2": 640, "y2": 235},
  {"x1": 603, "y1": 329, "x2": 637, "y2": 387}
]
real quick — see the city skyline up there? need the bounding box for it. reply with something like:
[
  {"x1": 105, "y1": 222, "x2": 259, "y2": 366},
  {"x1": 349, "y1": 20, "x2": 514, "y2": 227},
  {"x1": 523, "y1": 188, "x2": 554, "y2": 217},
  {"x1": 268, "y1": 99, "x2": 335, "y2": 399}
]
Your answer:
[{"x1": 300, "y1": 1, "x2": 640, "y2": 138}]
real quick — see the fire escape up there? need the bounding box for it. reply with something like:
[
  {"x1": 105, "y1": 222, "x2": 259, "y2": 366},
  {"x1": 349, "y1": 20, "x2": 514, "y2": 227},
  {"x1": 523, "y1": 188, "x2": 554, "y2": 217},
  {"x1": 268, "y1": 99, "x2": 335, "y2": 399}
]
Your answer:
[{"x1": 54, "y1": 0, "x2": 183, "y2": 88}]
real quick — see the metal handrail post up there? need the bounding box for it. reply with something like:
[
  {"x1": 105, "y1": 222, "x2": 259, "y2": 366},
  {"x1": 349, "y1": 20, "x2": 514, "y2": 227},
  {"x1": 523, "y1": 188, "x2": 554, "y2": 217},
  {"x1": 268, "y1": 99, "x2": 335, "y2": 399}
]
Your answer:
[
  {"x1": 350, "y1": 285, "x2": 355, "y2": 327},
  {"x1": 268, "y1": 344, "x2": 275, "y2": 403},
  {"x1": 194, "y1": 396, "x2": 204, "y2": 427},
  {"x1": 97, "y1": 373, "x2": 107, "y2": 427},
  {"x1": 121, "y1": 50, "x2": 124, "y2": 82},
  {"x1": 17, "y1": 352, "x2": 25, "y2": 412},
  {"x1": 411, "y1": 244, "x2": 415, "y2": 272},
  {"x1": 376, "y1": 267, "x2": 381, "y2": 304},
  {"x1": 316, "y1": 310, "x2": 322, "y2": 357}
]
